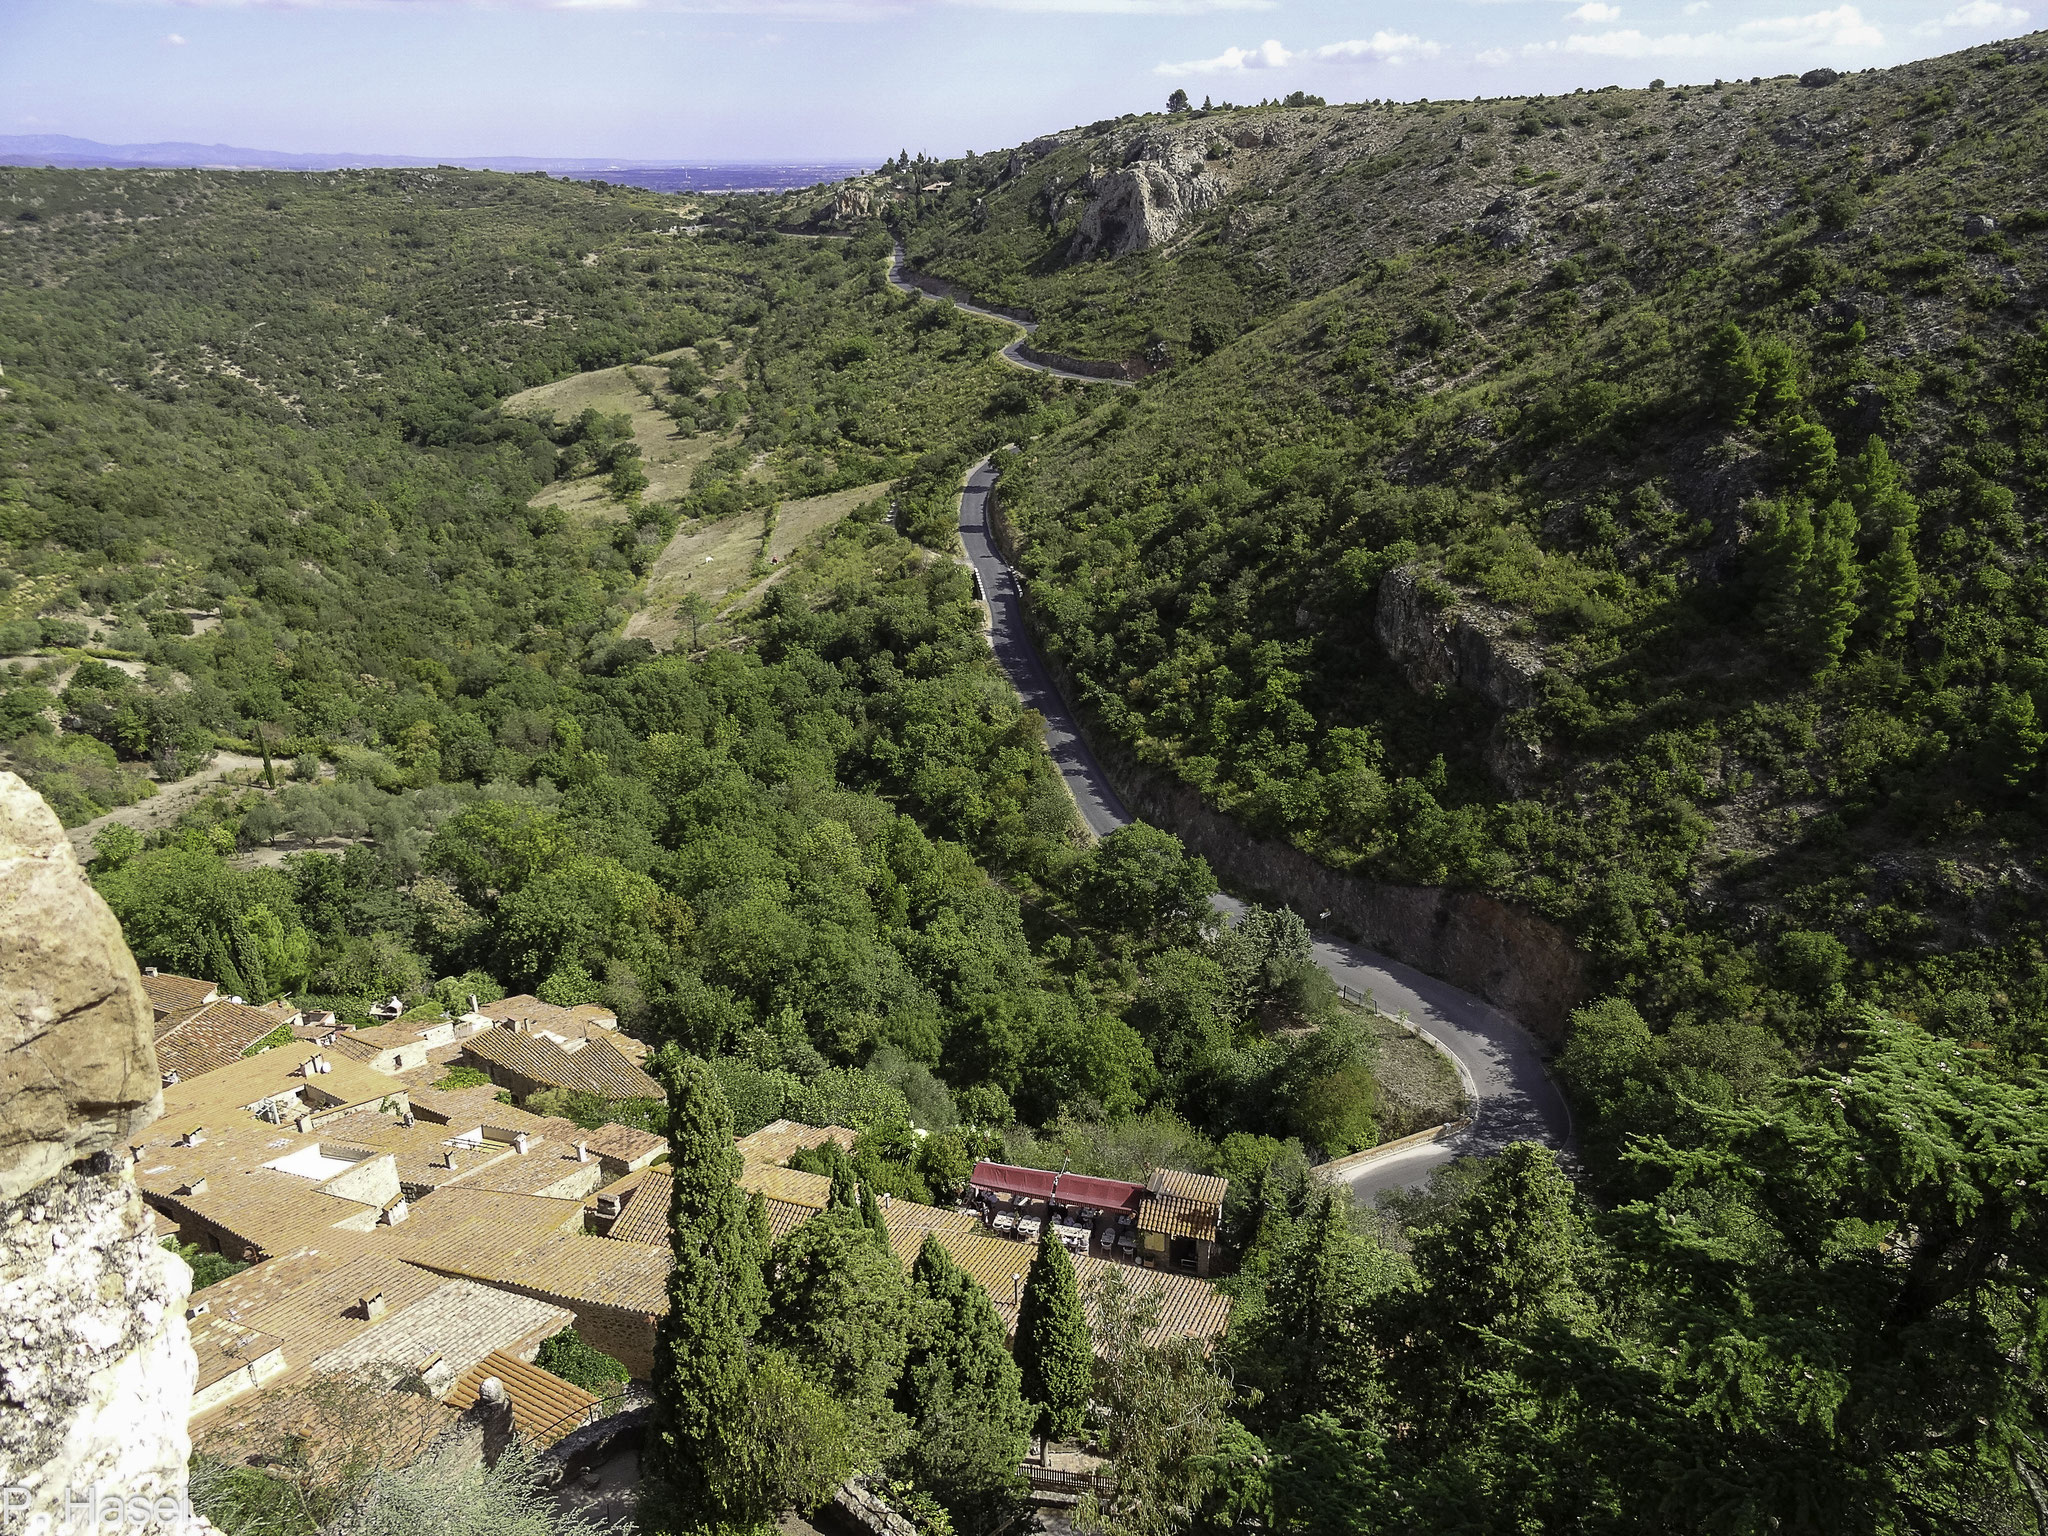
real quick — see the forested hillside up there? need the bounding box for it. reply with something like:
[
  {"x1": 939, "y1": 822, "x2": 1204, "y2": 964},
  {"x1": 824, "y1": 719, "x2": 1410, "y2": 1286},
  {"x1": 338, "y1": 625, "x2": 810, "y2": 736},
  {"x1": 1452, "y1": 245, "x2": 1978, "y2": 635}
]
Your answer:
[
  {"x1": 789, "y1": 36, "x2": 2048, "y2": 1160},
  {"x1": 12, "y1": 39, "x2": 2048, "y2": 1525},
  {"x1": 0, "y1": 164, "x2": 1386, "y2": 1189}
]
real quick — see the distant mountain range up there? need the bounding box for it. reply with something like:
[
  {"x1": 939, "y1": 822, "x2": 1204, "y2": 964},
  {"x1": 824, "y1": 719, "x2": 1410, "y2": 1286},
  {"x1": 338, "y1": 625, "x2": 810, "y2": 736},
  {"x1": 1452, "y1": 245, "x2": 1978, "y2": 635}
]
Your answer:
[{"x1": 0, "y1": 135, "x2": 870, "y2": 191}]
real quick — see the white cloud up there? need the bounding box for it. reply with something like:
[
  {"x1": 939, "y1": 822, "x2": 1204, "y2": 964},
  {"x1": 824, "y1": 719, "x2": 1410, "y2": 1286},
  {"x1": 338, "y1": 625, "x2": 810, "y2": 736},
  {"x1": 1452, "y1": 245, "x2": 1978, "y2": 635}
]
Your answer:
[
  {"x1": 1914, "y1": 0, "x2": 2028, "y2": 32},
  {"x1": 1682, "y1": 1, "x2": 1709, "y2": 12},
  {"x1": 162, "y1": 31, "x2": 188, "y2": 43},
  {"x1": 1158, "y1": 29, "x2": 1439, "y2": 72},
  {"x1": 1157, "y1": 37, "x2": 1294, "y2": 71},
  {"x1": 1540, "y1": 3, "x2": 1881, "y2": 57},
  {"x1": 1316, "y1": 31, "x2": 1442, "y2": 61},
  {"x1": 1567, "y1": 2, "x2": 1621, "y2": 20},
  {"x1": 1476, "y1": 44, "x2": 1514, "y2": 61}
]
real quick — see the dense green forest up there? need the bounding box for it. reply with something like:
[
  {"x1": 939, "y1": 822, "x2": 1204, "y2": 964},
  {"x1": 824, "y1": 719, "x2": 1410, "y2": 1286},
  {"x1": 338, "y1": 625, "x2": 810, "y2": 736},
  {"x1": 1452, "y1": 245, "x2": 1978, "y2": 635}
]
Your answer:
[
  {"x1": 792, "y1": 39, "x2": 2048, "y2": 1140},
  {"x1": 0, "y1": 164, "x2": 1386, "y2": 1188},
  {"x1": 15, "y1": 31, "x2": 2048, "y2": 1530}
]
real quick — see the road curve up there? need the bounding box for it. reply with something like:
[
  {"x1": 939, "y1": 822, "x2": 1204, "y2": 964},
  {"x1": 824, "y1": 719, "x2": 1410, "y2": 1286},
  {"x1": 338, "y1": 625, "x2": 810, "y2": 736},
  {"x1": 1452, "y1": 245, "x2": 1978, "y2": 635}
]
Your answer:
[
  {"x1": 957, "y1": 459, "x2": 1574, "y2": 1199},
  {"x1": 886, "y1": 243, "x2": 1135, "y2": 387}
]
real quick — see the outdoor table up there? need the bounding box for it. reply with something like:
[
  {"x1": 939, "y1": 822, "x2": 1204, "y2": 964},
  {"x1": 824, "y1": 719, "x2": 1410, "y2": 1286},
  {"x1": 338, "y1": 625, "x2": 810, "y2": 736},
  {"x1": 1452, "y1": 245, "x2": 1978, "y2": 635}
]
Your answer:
[{"x1": 1054, "y1": 1222, "x2": 1090, "y2": 1251}]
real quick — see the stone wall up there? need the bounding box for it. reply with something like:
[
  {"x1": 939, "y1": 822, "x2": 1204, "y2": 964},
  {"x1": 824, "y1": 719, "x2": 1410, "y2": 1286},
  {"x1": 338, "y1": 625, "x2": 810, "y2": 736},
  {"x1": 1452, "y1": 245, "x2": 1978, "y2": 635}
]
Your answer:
[
  {"x1": 982, "y1": 504, "x2": 1591, "y2": 1043},
  {"x1": 0, "y1": 771, "x2": 199, "y2": 1529}
]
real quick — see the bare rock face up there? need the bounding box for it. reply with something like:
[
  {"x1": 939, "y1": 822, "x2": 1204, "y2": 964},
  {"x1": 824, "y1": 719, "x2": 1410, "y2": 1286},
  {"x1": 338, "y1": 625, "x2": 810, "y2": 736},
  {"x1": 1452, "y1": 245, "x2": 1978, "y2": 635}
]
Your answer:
[
  {"x1": 1375, "y1": 567, "x2": 1546, "y2": 713},
  {"x1": 0, "y1": 772, "x2": 196, "y2": 1528},
  {"x1": 829, "y1": 186, "x2": 872, "y2": 221},
  {"x1": 1068, "y1": 133, "x2": 1226, "y2": 261},
  {"x1": 2, "y1": 1158, "x2": 196, "y2": 1517},
  {"x1": 1, "y1": 771, "x2": 160, "y2": 1202},
  {"x1": 1473, "y1": 191, "x2": 1539, "y2": 251}
]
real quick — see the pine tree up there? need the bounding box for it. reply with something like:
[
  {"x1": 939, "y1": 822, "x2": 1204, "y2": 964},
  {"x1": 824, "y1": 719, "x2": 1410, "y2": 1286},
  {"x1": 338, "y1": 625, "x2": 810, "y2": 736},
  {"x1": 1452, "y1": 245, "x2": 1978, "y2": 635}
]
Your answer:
[
  {"x1": 1015, "y1": 1234, "x2": 1093, "y2": 1445},
  {"x1": 1845, "y1": 433, "x2": 1920, "y2": 540},
  {"x1": 1865, "y1": 524, "x2": 1920, "y2": 644},
  {"x1": 1228, "y1": 1192, "x2": 1395, "y2": 1432},
  {"x1": 641, "y1": 1052, "x2": 770, "y2": 1533},
  {"x1": 896, "y1": 1235, "x2": 1031, "y2": 1527},
  {"x1": 1791, "y1": 498, "x2": 1861, "y2": 673},
  {"x1": 1773, "y1": 414, "x2": 1838, "y2": 495},
  {"x1": 1702, "y1": 321, "x2": 1763, "y2": 422}
]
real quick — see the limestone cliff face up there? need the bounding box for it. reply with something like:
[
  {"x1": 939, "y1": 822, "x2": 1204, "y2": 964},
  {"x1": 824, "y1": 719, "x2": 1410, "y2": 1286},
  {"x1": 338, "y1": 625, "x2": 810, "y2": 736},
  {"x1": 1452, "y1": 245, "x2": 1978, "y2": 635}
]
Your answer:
[
  {"x1": 1068, "y1": 131, "x2": 1227, "y2": 261},
  {"x1": 1374, "y1": 565, "x2": 1546, "y2": 714},
  {"x1": 0, "y1": 772, "x2": 198, "y2": 1527}
]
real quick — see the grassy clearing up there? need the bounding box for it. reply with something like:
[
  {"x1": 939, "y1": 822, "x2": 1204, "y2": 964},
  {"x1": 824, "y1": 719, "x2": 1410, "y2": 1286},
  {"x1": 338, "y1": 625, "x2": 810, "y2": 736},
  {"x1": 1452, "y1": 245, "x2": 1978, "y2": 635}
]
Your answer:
[
  {"x1": 503, "y1": 356, "x2": 733, "y2": 517},
  {"x1": 625, "y1": 479, "x2": 890, "y2": 651}
]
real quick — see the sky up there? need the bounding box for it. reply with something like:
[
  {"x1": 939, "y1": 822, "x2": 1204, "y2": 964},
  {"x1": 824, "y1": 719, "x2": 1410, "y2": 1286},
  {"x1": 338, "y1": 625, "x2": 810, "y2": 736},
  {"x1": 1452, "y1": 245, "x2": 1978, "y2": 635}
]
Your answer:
[{"x1": 0, "y1": 0, "x2": 2034, "y2": 163}]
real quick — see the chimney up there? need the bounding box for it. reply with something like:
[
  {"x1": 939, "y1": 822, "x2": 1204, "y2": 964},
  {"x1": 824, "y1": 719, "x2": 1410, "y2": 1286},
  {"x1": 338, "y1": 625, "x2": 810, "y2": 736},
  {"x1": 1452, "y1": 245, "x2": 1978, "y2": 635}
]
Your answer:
[
  {"x1": 186, "y1": 1301, "x2": 209, "y2": 1319},
  {"x1": 468, "y1": 993, "x2": 479, "y2": 1013},
  {"x1": 1011, "y1": 1273, "x2": 1023, "y2": 1306},
  {"x1": 358, "y1": 1292, "x2": 387, "y2": 1321},
  {"x1": 382, "y1": 1199, "x2": 410, "y2": 1225},
  {"x1": 576, "y1": 1141, "x2": 589, "y2": 1163},
  {"x1": 401, "y1": 1111, "x2": 415, "y2": 1128},
  {"x1": 180, "y1": 1176, "x2": 209, "y2": 1196},
  {"x1": 179, "y1": 1126, "x2": 206, "y2": 1147},
  {"x1": 444, "y1": 1149, "x2": 459, "y2": 1170},
  {"x1": 144, "y1": 966, "x2": 158, "y2": 977},
  {"x1": 513, "y1": 1132, "x2": 530, "y2": 1155},
  {"x1": 161, "y1": 1070, "x2": 180, "y2": 1087},
  {"x1": 596, "y1": 1194, "x2": 621, "y2": 1218}
]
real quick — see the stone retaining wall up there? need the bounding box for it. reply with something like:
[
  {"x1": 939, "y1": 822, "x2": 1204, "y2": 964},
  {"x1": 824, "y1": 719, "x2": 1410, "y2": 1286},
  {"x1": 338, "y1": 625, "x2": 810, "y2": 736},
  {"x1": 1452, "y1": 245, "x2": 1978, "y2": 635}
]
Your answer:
[{"x1": 982, "y1": 495, "x2": 1591, "y2": 1044}]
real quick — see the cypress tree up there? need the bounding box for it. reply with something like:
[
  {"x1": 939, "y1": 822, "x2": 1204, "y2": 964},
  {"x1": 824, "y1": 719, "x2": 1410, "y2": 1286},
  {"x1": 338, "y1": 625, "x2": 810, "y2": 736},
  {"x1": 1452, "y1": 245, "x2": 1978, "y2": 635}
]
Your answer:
[
  {"x1": 1015, "y1": 1234, "x2": 1093, "y2": 1445},
  {"x1": 641, "y1": 1051, "x2": 770, "y2": 1533},
  {"x1": 827, "y1": 1154, "x2": 858, "y2": 1213},
  {"x1": 763, "y1": 1206, "x2": 914, "y2": 1468},
  {"x1": 858, "y1": 1180, "x2": 890, "y2": 1246},
  {"x1": 898, "y1": 1235, "x2": 1031, "y2": 1526}
]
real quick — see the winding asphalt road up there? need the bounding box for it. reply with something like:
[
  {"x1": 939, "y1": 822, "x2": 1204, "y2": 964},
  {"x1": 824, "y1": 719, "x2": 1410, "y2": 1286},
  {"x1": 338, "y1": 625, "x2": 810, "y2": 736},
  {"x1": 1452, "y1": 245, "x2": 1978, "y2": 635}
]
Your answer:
[
  {"x1": 958, "y1": 459, "x2": 1573, "y2": 1199},
  {"x1": 885, "y1": 244, "x2": 1135, "y2": 387}
]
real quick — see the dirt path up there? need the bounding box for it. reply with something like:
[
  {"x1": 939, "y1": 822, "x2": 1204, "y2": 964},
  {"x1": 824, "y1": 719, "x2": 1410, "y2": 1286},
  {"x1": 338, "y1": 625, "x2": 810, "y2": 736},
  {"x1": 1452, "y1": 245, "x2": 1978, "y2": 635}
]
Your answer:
[{"x1": 66, "y1": 752, "x2": 266, "y2": 857}]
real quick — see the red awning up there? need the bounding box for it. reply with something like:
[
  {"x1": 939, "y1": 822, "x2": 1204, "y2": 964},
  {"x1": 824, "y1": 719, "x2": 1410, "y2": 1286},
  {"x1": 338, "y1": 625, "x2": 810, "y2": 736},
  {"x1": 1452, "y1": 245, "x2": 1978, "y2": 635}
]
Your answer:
[
  {"x1": 1058, "y1": 1173, "x2": 1146, "y2": 1214},
  {"x1": 970, "y1": 1162, "x2": 1058, "y2": 1200},
  {"x1": 967, "y1": 1162, "x2": 1145, "y2": 1213}
]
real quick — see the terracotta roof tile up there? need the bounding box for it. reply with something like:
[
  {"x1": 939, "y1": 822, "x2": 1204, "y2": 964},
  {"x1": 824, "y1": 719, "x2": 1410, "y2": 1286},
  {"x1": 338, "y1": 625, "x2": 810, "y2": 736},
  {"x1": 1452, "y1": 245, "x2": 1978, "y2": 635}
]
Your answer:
[
  {"x1": 606, "y1": 1172, "x2": 671, "y2": 1245},
  {"x1": 156, "y1": 999, "x2": 293, "y2": 1082},
  {"x1": 734, "y1": 1119, "x2": 856, "y2": 1166},
  {"x1": 142, "y1": 971, "x2": 219, "y2": 1020},
  {"x1": 737, "y1": 1163, "x2": 832, "y2": 1207},
  {"x1": 446, "y1": 1351, "x2": 601, "y2": 1445}
]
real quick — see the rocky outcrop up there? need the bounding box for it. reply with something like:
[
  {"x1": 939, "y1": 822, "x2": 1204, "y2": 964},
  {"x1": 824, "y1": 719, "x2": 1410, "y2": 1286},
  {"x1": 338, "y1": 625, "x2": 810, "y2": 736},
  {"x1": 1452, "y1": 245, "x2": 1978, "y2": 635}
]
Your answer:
[
  {"x1": 1, "y1": 771, "x2": 160, "y2": 1201},
  {"x1": 1068, "y1": 133, "x2": 1227, "y2": 261},
  {"x1": 1, "y1": 771, "x2": 197, "y2": 1529},
  {"x1": 2, "y1": 1158, "x2": 196, "y2": 1520},
  {"x1": 1472, "y1": 191, "x2": 1539, "y2": 251},
  {"x1": 828, "y1": 186, "x2": 872, "y2": 221},
  {"x1": 1375, "y1": 566, "x2": 1545, "y2": 713}
]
